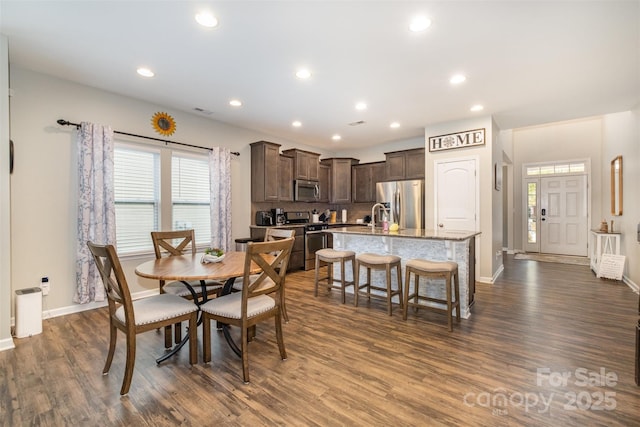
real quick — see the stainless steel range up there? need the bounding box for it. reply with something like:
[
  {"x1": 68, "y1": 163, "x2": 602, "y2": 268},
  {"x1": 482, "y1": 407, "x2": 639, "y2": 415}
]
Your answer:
[{"x1": 284, "y1": 211, "x2": 329, "y2": 271}]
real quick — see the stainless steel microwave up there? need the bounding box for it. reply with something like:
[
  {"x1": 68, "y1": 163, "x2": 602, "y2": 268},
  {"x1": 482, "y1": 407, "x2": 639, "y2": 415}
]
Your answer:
[{"x1": 294, "y1": 179, "x2": 320, "y2": 202}]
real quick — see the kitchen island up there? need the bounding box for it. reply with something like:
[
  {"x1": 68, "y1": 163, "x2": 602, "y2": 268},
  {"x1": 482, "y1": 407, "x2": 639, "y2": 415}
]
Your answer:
[{"x1": 329, "y1": 227, "x2": 480, "y2": 318}]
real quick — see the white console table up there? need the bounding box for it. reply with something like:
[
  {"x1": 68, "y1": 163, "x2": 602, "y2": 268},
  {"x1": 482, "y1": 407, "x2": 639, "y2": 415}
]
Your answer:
[{"x1": 589, "y1": 230, "x2": 621, "y2": 273}]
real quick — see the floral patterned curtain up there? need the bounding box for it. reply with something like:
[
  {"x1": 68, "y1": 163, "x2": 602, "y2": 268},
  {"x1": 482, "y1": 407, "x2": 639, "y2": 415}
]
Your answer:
[
  {"x1": 209, "y1": 147, "x2": 232, "y2": 252},
  {"x1": 74, "y1": 122, "x2": 116, "y2": 303}
]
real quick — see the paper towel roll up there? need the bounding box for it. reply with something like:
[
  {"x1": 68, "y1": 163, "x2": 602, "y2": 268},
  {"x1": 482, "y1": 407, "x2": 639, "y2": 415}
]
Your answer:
[{"x1": 341, "y1": 209, "x2": 347, "y2": 223}]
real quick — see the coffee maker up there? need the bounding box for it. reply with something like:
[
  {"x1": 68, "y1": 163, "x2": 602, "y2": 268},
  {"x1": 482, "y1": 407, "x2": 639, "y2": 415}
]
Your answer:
[{"x1": 272, "y1": 208, "x2": 286, "y2": 226}]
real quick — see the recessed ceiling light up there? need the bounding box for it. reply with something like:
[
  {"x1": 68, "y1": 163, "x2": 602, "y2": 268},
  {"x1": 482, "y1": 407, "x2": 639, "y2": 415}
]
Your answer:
[
  {"x1": 470, "y1": 105, "x2": 484, "y2": 112},
  {"x1": 390, "y1": 122, "x2": 400, "y2": 129},
  {"x1": 229, "y1": 99, "x2": 242, "y2": 107},
  {"x1": 292, "y1": 120, "x2": 302, "y2": 127},
  {"x1": 355, "y1": 102, "x2": 367, "y2": 111},
  {"x1": 195, "y1": 11, "x2": 218, "y2": 28},
  {"x1": 332, "y1": 134, "x2": 341, "y2": 141},
  {"x1": 295, "y1": 69, "x2": 312, "y2": 79},
  {"x1": 137, "y1": 67, "x2": 154, "y2": 77},
  {"x1": 450, "y1": 74, "x2": 466, "y2": 85},
  {"x1": 409, "y1": 15, "x2": 431, "y2": 32}
]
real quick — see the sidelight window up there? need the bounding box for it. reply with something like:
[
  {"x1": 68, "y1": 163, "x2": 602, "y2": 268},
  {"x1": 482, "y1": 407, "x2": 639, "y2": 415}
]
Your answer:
[{"x1": 526, "y1": 182, "x2": 537, "y2": 244}]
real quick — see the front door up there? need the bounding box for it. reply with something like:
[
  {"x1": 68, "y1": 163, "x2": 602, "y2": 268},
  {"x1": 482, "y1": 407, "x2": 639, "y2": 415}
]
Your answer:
[{"x1": 540, "y1": 175, "x2": 588, "y2": 256}]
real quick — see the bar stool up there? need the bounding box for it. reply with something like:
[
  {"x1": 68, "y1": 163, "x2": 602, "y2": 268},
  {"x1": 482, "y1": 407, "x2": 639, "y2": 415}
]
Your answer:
[
  {"x1": 354, "y1": 253, "x2": 403, "y2": 315},
  {"x1": 403, "y1": 259, "x2": 460, "y2": 331},
  {"x1": 314, "y1": 248, "x2": 357, "y2": 305}
]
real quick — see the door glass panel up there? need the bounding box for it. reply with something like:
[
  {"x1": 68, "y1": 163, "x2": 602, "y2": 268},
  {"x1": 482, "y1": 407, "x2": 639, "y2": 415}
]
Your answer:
[{"x1": 527, "y1": 182, "x2": 537, "y2": 243}]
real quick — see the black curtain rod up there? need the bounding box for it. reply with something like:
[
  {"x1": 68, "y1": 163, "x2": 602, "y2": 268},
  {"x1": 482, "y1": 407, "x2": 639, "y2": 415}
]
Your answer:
[{"x1": 56, "y1": 119, "x2": 240, "y2": 156}]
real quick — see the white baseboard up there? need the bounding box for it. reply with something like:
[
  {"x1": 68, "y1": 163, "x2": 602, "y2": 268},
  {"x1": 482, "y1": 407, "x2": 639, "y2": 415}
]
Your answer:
[
  {"x1": 622, "y1": 275, "x2": 639, "y2": 294},
  {"x1": 478, "y1": 263, "x2": 505, "y2": 285},
  {"x1": 0, "y1": 337, "x2": 16, "y2": 352},
  {"x1": 10, "y1": 288, "x2": 159, "y2": 326}
]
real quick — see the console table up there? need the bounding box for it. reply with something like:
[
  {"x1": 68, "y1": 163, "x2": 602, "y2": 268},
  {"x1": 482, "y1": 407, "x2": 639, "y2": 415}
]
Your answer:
[{"x1": 589, "y1": 230, "x2": 621, "y2": 273}]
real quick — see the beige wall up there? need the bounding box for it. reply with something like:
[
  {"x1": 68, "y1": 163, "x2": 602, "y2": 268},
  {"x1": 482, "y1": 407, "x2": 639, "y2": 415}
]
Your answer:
[
  {"x1": 602, "y1": 110, "x2": 639, "y2": 291},
  {"x1": 0, "y1": 36, "x2": 14, "y2": 350}
]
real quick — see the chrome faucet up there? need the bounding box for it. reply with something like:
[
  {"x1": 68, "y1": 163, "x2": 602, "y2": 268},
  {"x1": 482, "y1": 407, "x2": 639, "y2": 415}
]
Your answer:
[{"x1": 370, "y1": 203, "x2": 388, "y2": 228}]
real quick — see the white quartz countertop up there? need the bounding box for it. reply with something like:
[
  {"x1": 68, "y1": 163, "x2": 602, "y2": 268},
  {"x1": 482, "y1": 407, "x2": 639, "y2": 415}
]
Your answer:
[{"x1": 329, "y1": 226, "x2": 481, "y2": 241}]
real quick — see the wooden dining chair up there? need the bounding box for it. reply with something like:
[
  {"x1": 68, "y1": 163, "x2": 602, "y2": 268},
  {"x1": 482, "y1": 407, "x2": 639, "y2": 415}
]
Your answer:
[
  {"x1": 201, "y1": 237, "x2": 295, "y2": 383},
  {"x1": 87, "y1": 241, "x2": 198, "y2": 396},
  {"x1": 151, "y1": 229, "x2": 223, "y2": 347},
  {"x1": 264, "y1": 228, "x2": 296, "y2": 322},
  {"x1": 233, "y1": 228, "x2": 296, "y2": 322}
]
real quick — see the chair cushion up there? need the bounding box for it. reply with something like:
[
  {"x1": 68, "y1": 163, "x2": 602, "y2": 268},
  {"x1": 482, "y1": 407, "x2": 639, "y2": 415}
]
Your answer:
[
  {"x1": 316, "y1": 248, "x2": 355, "y2": 259},
  {"x1": 200, "y1": 292, "x2": 275, "y2": 319},
  {"x1": 163, "y1": 280, "x2": 223, "y2": 297},
  {"x1": 357, "y1": 253, "x2": 401, "y2": 265},
  {"x1": 115, "y1": 294, "x2": 198, "y2": 326},
  {"x1": 407, "y1": 259, "x2": 458, "y2": 273}
]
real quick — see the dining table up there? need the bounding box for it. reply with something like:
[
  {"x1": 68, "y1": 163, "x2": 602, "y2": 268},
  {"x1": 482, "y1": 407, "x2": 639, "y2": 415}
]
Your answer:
[{"x1": 135, "y1": 251, "x2": 271, "y2": 362}]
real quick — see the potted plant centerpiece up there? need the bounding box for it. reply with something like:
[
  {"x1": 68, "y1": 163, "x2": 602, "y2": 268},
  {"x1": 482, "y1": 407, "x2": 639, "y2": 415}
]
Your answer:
[{"x1": 202, "y1": 247, "x2": 225, "y2": 263}]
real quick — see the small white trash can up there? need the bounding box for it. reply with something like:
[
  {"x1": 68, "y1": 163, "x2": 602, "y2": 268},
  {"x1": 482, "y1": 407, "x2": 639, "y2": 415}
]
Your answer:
[{"x1": 15, "y1": 287, "x2": 43, "y2": 338}]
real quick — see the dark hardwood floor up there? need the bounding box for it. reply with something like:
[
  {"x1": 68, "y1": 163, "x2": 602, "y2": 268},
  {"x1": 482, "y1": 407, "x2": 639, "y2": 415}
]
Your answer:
[{"x1": 1, "y1": 254, "x2": 639, "y2": 426}]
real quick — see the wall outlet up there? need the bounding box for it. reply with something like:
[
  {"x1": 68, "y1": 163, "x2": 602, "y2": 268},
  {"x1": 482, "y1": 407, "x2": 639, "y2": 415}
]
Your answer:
[
  {"x1": 495, "y1": 250, "x2": 502, "y2": 259},
  {"x1": 41, "y1": 277, "x2": 50, "y2": 296}
]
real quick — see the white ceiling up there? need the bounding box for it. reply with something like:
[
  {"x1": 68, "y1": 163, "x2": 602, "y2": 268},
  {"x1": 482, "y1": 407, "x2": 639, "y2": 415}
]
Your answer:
[{"x1": 1, "y1": 1, "x2": 638, "y2": 150}]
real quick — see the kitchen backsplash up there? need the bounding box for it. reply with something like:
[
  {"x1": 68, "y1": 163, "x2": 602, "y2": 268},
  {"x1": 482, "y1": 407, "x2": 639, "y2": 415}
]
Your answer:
[{"x1": 252, "y1": 202, "x2": 373, "y2": 224}]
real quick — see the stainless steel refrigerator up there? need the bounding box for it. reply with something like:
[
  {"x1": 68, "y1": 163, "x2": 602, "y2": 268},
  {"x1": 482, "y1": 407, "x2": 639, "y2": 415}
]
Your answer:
[{"x1": 375, "y1": 179, "x2": 424, "y2": 229}]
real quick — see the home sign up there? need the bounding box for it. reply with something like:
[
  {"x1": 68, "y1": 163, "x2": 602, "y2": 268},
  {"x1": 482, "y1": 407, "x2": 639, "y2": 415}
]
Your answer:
[{"x1": 429, "y1": 128, "x2": 485, "y2": 152}]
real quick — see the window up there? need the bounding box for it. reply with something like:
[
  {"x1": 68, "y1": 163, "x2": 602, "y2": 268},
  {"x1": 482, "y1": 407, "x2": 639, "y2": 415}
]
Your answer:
[
  {"x1": 526, "y1": 161, "x2": 587, "y2": 177},
  {"x1": 114, "y1": 144, "x2": 211, "y2": 255},
  {"x1": 172, "y1": 154, "x2": 211, "y2": 246},
  {"x1": 526, "y1": 182, "x2": 537, "y2": 244},
  {"x1": 114, "y1": 145, "x2": 160, "y2": 254}
]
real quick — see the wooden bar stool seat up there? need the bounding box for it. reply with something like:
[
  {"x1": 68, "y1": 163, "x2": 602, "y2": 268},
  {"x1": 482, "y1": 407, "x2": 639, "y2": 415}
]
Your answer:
[
  {"x1": 403, "y1": 259, "x2": 461, "y2": 331},
  {"x1": 354, "y1": 253, "x2": 403, "y2": 315},
  {"x1": 314, "y1": 248, "x2": 357, "y2": 305}
]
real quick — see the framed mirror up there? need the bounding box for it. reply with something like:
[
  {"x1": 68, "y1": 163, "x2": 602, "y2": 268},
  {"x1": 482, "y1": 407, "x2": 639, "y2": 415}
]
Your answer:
[{"x1": 611, "y1": 156, "x2": 623, "y2": 215}]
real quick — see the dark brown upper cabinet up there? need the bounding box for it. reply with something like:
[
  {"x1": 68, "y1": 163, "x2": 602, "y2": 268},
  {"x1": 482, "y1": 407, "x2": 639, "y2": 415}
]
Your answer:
[
  {"x1": 385, "y1": 148, "x2": 425, "y2": 180},
  {"x1": 278, "y1": 154, "x2": 294, "y2": 201},
  {"x1": 320, "y1": 158, "x2": 360, "y2": 203},
  {"x1": 352, "y1": 161, "x2": 385, "y2": 203},
  {"x1": 281, "y1": 149, "x2": 320, "y2": 181},
  {"x1": 251, "y1": 141, "x2": 280, "y2": 202}
]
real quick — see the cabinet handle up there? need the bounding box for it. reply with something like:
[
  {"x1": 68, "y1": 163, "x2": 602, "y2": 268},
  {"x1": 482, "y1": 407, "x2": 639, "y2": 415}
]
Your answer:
[{"x1": 438, "y1": 223, "x2": 444, "y2": 228}]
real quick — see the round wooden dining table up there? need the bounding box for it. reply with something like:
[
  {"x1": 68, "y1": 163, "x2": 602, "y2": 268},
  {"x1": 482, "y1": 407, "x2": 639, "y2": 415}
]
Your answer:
[
  {"x1": 135, "y1": 251, "x2": 264, "y2": 290},
  {"x1": 135, "y1": 251, "x2": 272, "y2": 361}
]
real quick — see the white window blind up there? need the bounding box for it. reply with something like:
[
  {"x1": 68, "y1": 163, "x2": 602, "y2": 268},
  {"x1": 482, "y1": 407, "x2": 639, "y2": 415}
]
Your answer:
[
  {"x1": 114, "y1": 145, "x2": 160, "y2": 254},
  {"x1": 172, "y1": 154, "x2": 211, "y2": 246}
]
